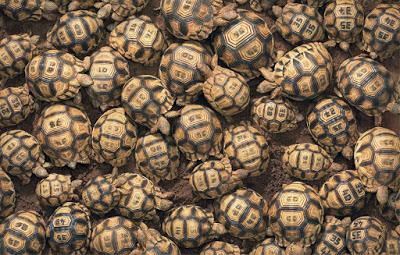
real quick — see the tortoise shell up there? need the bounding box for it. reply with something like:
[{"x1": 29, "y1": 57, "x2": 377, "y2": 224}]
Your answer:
[
  {"x1": 171, "y1": 104, "x2": 223, "y2": 162},
  {"x1": 272, "y1": 42, "x2": 333, "y2": 101},
  {"x1": 0, "y1": 0, "x2": 53, "y2": 21},
  {"x1": 354, "y1": 127, "x2": 400, "y2": 192},
  {"x1": 313, "y1": 217, "x2": 348, "y2": 255},
  {"x1": 0, "y1": 34, "x2": 38, "y2": 84},
  {"x1": 319, "y1": 170, "x2": 366, "y2": 216},
  {"x1": 223, "y1": 123, "x2": 270, "y2": 177},
  {"x1": 189, "y1": 158, "x2": 240, "y2": 199},
  {"x1": 0, "y1": 129, "x2": 47, "y2": 184},
  {"x1": 121, "y1": 75, "x2": 174, "y2": 130},
  {"x1": 46, "y1": 202, "x2": 91, "y2": 255},
  {"x1": 162, "y1": 205, "x2": 218, "y2": 248},
  {"x1": 90, "y1": 216, "x2": 138, "y2": 255},
  {"x1": 385, "y1": 230, "x2": 400, "y2": 255},
  {"x1": 200, "y1": 241, "x2": 241, "y2": 255},
  {"x1": 68, "y1": 0, "x2": 97, "y2": 11},
  {"x1": 26, "y1": 50, "x2": 92, "y2": 102},
  {"x1": 109, "y1": 15, "x2": 166, "y2": 66},
  {"x1": 135, "y1": 133, "x2": 180, "y2": 183},
  {"x1": 282, "y1": 143, "x2": 334, "y2": 181},
  {"x1": 0, "y1": 170, "x2": 15, "y2": 219},
  {"x1": 35, "y1": 173, "x2": 76, "y2": 207},
  {"x1": 307, "y1": 97, "x2": 358, "y2": 158},
  {"x1": 203, "y1": 63, "x2": 250, "y2": 116},
  {"x1": 249, "y1": 238, "x2": 285, "y2": 255},
  {"x1": 46, "y1": 10, "x2": 104, "y2": 56},
  {"x1": 33, "y1": 104, "x2": 92, "y2": 168},
  {"x1": 275, "y1": 3, "x2": 325, "y2": 45},
  {"x1": 0, "y1": 211, "x2": 46, "y2": 254},
  {"x1": 92, "y1": 107, "x2": 137, "y2": 168},
  {"x1": 362, "y1": 4, "x2": 400, "y2": 59},
  {"x1": 115, "y1": 173, "x2": 160, "y2": 220},
  {"x1": 216, "y1": 188, "x2": 268, "y2": 240},
  {"x1": 346, "y1": 216, "x2": 386, "y2": 255},
  {"x1": 136, "y1": 226, "x2": 181, "y2": 255},
  {"x1": 212, "y1": 9, "x2": 274, "y2": 79},
  {"x1": 160, "y1": 0, "x2": 222, "y2": 40},
  {"x1": 268, "y1": 182, "x2": 324, "y2": 247},
  {"x1": 97, "y1": 0, "x2": 149, "y2": 21},
  {"x1": 0, "y1": 85, "x2": 37, "y2": 127},
  {"x1": 252, "y1": 96, "x2": 302, "y2": 133},
  {"x1": 85, "y1": 46, "x2": 130, "y2": 111},
  {"x1": 159, "y1": 42, "x2": 212, "y2": 105},
  {"x1": 81, "y1": 175, "x2": 121, "y2": 215},
  {"x1": 336, "y1": 56, "x2": 395, "y2": 117},
  {"x1": 323, "y1": 0, "x2": 364, "y2": 44}
]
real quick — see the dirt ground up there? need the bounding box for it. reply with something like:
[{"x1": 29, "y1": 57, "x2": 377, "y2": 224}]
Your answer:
[{"x1": 1, "y1": 0, "x2": 400, "y2": 254}]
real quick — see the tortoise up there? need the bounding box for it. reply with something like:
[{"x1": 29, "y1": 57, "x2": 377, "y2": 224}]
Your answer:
[
  {"x1": 84, "y1": 46, "x2": 131, "y2": 111},
  {"x1": 336, "y1": 56, "x2": 399, "y2": 125},
  {"x1": 223, "y1": 123, "x2": 270, "y2": 177},
  {"x1": 25, "y1": 50, "x2": 93, "y2": 103},
  {"x1": 0, "y1": 85, "x2": 37, "y2": 127},
  {"x1": 282, "y1": 143, "x2": 344, "y2": 181},
  {"x1": 319, "y1": 170, "x2": 366, "y2": 217},
  {"x1": 257, "y1": 42, "x2": 333, "y2": 101},
  {"x1": 162, "y1": 205, "x2": 227, "y2": 248},
  {"x1": 35, "y1": 173, "x2": 82, "y2": 207},
  {"x1": 46, "y1": 10, "x2": 104, "y2": 57},
  {"x1": 130, "y1": 222, "x2": 181, "y2": 255},
  {"x1": 346, "y1": 216, "x2": 386, "y2": 255},
  {"x1": 135, "y1": 132, "x2": 180, "y2": 183},
  {"x1": 314, "y1": 216, "x2": 351, "y2": 255},
  {"x1": 96, "y1": 0, "x2": 149, "y2": 21},
  {"x1": 362, "y1": 4, "x2": 400, "y2": 60},
  {"x1": 160, "y1": 0, "x2": 237, "y2": 41},
  {"x1": 33, "y1": 104, "x2": 93, "y2": 168},
  {"x1": 249, "y1": 238, "x2": 285, "y2": 255},
  {"x1": 0, "y1": 129, "x2": 49, "y2": 185},
  {"x1": 166, "y1": 104, "x2": 223, "y2": 165},
  {"x1": 307, "y1": 97, "x2": 359, "y2": 159},
  {"x1": 251, "y1": 96, "x2": 303, "y2": 134},
  {"x1": 323, "y1": 0, "x2": 364, "y2": 51},
  {"x1": 199, "y1": 241, "x2": 241, "y2": 255},
  {"x1": 121, "y1": 75, "x2": 174, "y2": 135},
  {"x1": 159, "y1": 41, "x2": 212, "y2": 105},
  {"x1": 67, "y1": 0, "x2": 98, "y2": 11},
  {"x1": 46, "y1": 202, "x2": 92, "y2": 255},
  {"x1": 236, "y1": 0, "x2": 329, "y2": 12},
  {"x1": 216, "y1": 187, "x2": 268, "y2": 240},
  {"x1": 0, "y1": 34, "x2": 40, "y2": 85},
  {"x1": 109, "y1": 15, "x2": 166, "y2": 66},
  {"x1": 0, "y1": 0, "x2": 59, "y2": 21},
  {"x1": 0, "y1": 211, "x2": 46, "y2": 254},
  {"x1": 354, "y1": 127, "x2": 400, "y2": 207},
  {"x1": 81, "y1": 174, "x2": 123, "y2": 215},
  {"x1": 273, "y1": 2, "x2": 325, "y2": 45},
  {"x1": 189, "y1": 157, "x2": 249, "y2": 199},
  {"x1": 385, "y1": 229, "x2": 400, "y2": 255},
  {"x1": 212, "y1": 9, "x2": 275, "y2": 79},
  {"x1": 92, "y1": 107, "x2": 138, "y2": 171},
  {"x1": 90, "y1": 216, "x2": 139, "y2": 255},
  {"x1": 196, "y1": 55, "x2": 250, "y2": 117},
  {"x1": 115, "y1": 173, "x2": 174, "y2": 220},
  {"x1": 268, "y1": 182, "x2": 324, "y2": 252},
  {"x1": 0, "y1": 170, "x2": 15, "y2": 219}
]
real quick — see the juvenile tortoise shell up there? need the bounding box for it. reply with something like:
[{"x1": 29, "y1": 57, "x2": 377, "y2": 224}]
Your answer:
[
  {"x1": 46, "y1": 10, "x2": 104, "y2": 57},
  {"x1": 200, "y1": 241, "x2": 241, "y2": 255},
  {"x1": 0, "y1": 211, "x2": 46, "y2": 255},
  {"x1": 46, "y1": 202, "x2": 91, "y2": 255},
  {"x1": 0, "y1": 170, "x2": 15, "y2": 219},
  {"x1": 0, "y1": 0, "x2": 59, "y2": 21},
  {"x1": 109, "y1": 15, "x2": 166, "y2": 66},
  {"x1": 313, "y1": 216, "x2": 350, "y2": 255},
  {"x1": 96, "y1": 0, "x2": 149, "y2": 21},
  {"x1": 0, "y1": 34, "x2": 39, "y2": 85},
  {"x1": 249, "y1": 238, "x2": 285, "y2": 255},
  {"x1": 0, "y1": 85, "x2": 37, "y2": 128}
]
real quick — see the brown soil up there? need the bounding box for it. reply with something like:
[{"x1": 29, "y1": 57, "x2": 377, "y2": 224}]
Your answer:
[{"x1": 1, "y1": 0, "x2": 400, "y2": 254}]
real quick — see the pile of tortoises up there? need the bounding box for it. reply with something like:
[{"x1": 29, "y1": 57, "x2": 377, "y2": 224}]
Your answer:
[{"x1": 0, "y1": 0, "x2": 399, "y2": 254}]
